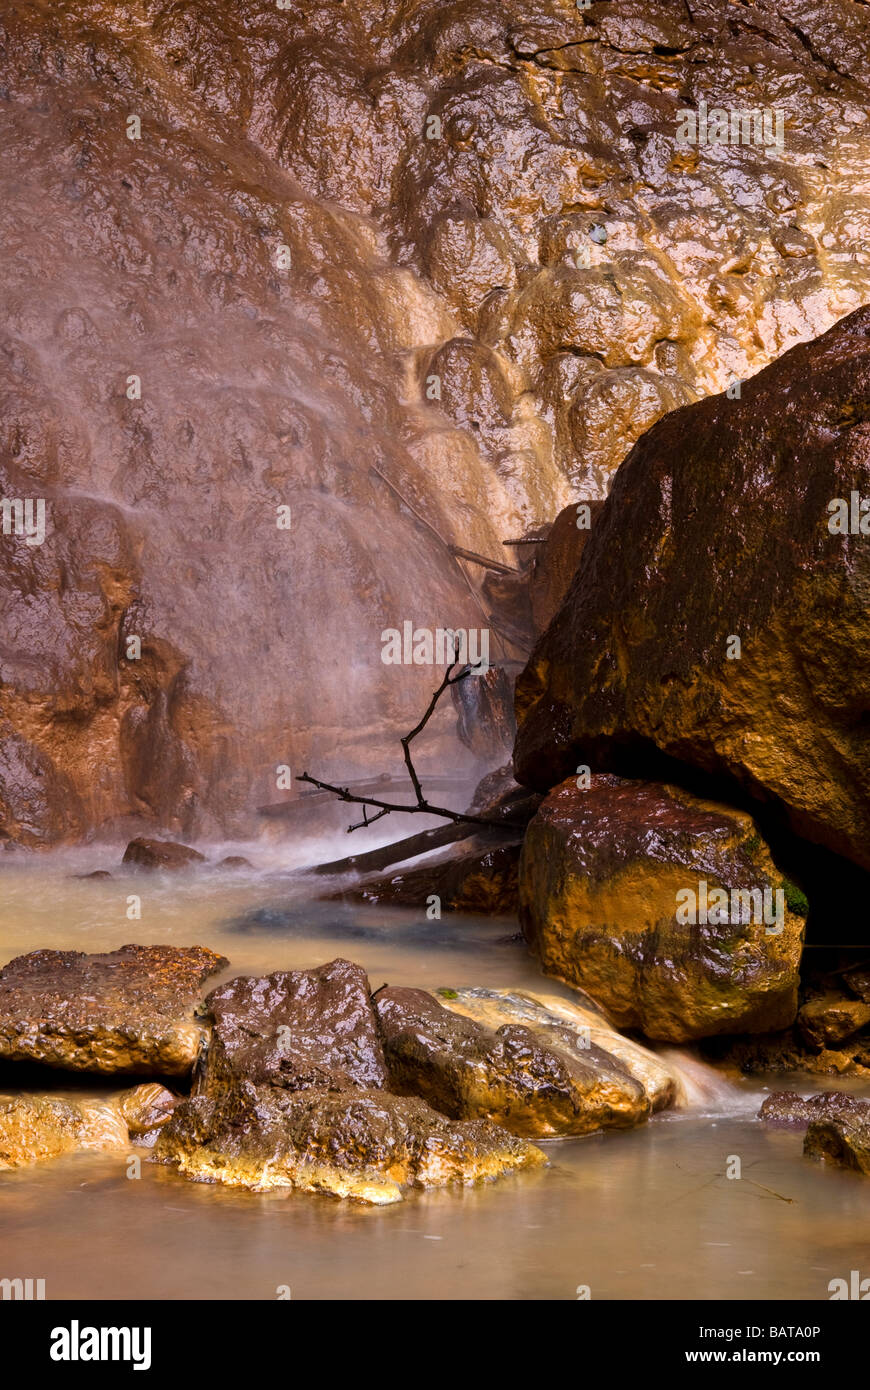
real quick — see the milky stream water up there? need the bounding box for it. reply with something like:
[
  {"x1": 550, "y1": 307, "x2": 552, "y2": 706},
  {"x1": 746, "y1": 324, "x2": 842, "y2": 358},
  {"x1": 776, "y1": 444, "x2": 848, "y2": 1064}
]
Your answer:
[{"x1": 0, "y1": 851, "x2": 868, "y2": 1301}]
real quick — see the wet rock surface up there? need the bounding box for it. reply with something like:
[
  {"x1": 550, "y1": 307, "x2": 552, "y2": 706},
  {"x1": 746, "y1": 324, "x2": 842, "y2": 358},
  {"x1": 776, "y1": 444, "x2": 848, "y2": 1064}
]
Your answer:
[
  {"x1": 0, "y1": 945, "x2": 227, "y2": 1075},
  {"x1": 122, "y1": 838, "x2": 206, "y2": 871},
  {"x1": 436, "y1": 986, "x2": 679, "y2": 1114},
  {"x1": 0, "y1": 1080, "x2": 174, "y2": 1168},
  {"x1": 519, "y1": 775, "x2": 805, "y2": 1042},
  {"x1": 375, "y1": 984, "x2": 650, "y2": 1135},
  {"x1": 155, "y1": 1080, "x2": 544, "y2": 1204},
  {"x1": 3, "y1": 1, "x2": 870, "y2": 844},
  {"x1": 758, "y1": 1090, "x2": 870, "y2": 1129},
  {"x1": 331, "y1": 837, "x2": 523, "y2": 916},
  {"x1": 0, "y1": 1093, "x2": 129, "y2": 1169},
  {"x1": 197, "y1": 958, "x2": 388, "y2": 1096},
  {"x1": 804, "y1": 1112, "x2": 870, "y2": 1175},
  {"x1": 515, "y1": 308, "x2": 870, "y2": 875}
]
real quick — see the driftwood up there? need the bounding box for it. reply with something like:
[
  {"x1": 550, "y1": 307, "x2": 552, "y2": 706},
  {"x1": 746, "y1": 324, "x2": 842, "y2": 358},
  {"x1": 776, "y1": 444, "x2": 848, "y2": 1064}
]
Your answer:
[
  {"x1": 298, "y1": 650, "x2": 527, "y2": 836},
  {"x1": 306, "y1": 822, "x2": 478, "y2": 877}
]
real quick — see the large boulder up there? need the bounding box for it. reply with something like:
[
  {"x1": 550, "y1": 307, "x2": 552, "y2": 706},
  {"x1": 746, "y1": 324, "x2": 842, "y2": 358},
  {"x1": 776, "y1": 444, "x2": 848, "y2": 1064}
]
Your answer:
[
  {"x1": 0, "y1": 945, "x2": 227, "y2": 1075},
  {"x1": 515, "y1": 308, "x2": 870, "y2": 874},
  {"x1": 155, "y1": 1081, "x2": 545, "y2": 1205},
  {"x1": 196, "y1": 958, "x2": 388, "y2": 1096},
  {"x1": 518, "y1": 775, "x2": 805, "y2": 1042},
  {"x1": 374, "y1": 984, "x2": 651, "y2": 1136}
]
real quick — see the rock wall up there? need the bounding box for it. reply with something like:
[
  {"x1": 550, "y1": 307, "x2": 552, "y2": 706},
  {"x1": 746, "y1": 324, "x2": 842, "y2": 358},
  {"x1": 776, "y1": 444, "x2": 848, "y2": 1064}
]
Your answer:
[{"x1": 3, "y1": 0, "x2": 870, "y2": 843}]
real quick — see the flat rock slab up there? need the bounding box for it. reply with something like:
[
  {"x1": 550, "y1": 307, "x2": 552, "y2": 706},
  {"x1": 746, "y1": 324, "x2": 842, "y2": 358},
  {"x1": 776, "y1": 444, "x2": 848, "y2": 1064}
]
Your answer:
[
  {"x1": 0, "y1": 945, "x2": 227, "y2": 1075},
  {"x1": 375, "y1": 984, "x2": 650, "y2": 1136},
  {"x1": 155, "y1": 1081, "x2": 545, "y2": 1204},
  {"x1": 199, "y1": 958, "x2": 388, "y2": 1095}
]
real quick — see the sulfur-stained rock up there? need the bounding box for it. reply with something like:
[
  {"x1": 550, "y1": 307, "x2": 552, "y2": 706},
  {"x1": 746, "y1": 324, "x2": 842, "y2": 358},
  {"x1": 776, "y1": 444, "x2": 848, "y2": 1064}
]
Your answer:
[
  {"x1": 154, "y1": 1080, "x2": 545, "y2": 1204},
  {"x1": 798, "y1": 994, "x2": 870, "y2": 1051},
  {"x1": 0, "y1": 945, "x2": 227, "y2": 1075},
  {"x1": 514, "y1": 308, "x2": 870, "y2": 875},
  {"x1": 436, "y1": 985, "x2": 679, "y2": 1113},
  {"x1": 374, "y1": 984, "x2": 650, "y2": 1135},
  {"x1": 518, "y1": 775, "x2": 805, "y2": 1042},
  {"x1": 804, "y1": 1112, "x2": 870, "y2": 1176},
  {"x1": 122, "y1": 839, "x2": 205, "y2": 871},
  {"x1": 196, "y1": 958, "x2": 388, "y2": 1097},
  {"x1": 0, "y1": 1093, "x2": 129, "y2": 1170}
]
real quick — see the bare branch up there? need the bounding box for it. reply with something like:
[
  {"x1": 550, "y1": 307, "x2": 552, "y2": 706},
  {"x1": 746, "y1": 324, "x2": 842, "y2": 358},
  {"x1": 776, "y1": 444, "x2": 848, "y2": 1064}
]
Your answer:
[{"x1": 298, "y1": 643, "x2": 524, "y2": 834}]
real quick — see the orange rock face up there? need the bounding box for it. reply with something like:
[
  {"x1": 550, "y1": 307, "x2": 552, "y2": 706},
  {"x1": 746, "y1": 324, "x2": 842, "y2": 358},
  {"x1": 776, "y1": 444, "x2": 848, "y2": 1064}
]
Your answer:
[{"x1": 3, "y1": 1, "x2": 870, "y2": 843}]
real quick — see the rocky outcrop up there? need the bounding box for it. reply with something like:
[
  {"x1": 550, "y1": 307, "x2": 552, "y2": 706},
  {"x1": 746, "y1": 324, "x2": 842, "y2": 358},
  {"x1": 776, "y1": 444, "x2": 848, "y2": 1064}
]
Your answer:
[
  {"x1": 515, "y1": 308, "x2": 870, "y2": 875},
  {"x1": 3, "y1": 1, "x2": 870, "y2": 844},
  {"x1": 0, "y1": 945, "x2": 227, "y2": 1075},
  {"x1": 196, "y1": 959, "x2": 389, "y2": 1096},
  {"x1": 0, "y1": 1082, "x2": 174, "y2": 1168},
  {"x1": 155, "y1": 1081, "x2": 544, "y2": 1204},
  {"x1": 518, "y1": 775, "x2": 805, "y2": 1042},
  {"x1": 122, "y1": 839, "x2": 206, "y2": 871},
  {"x1": 375, "y1": 984, "x2": 650, "y2": 1136}
]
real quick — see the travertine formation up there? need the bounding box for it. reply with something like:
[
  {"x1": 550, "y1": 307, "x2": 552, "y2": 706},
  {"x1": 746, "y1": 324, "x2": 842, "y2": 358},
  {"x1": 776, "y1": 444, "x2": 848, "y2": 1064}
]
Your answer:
[{"x1": 3, "y1": 0, "x2": 870, "y2": 843}]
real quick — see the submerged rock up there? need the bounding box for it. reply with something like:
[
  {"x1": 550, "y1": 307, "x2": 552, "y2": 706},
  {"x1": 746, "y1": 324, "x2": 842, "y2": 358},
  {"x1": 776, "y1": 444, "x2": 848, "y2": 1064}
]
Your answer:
[
  {"x1": 0, "y1": 1081, "x2": 179, "y2": 1168},
  {"x1": 0, "y1": 945, "x2": 227, "y2": 1075},
  {"x1": 375, "y1": 984, "x2": 650, "y2": 1136},
  {"x1": 155, "y1": 1081, "x2": 545, "y2": 1204},
  {"x1": 0, "y1": 1094, "x2": 128, "y2": 1169},
  {"x1": 197, "y1": 959, "x2": 388, "y2": 1096},
  {"x1": 518, "y1": 775, "x2": 804, "y2": 1042},
  {"x1": 515, "y1": 308, "x2": 870, "y2": 875},
  {"x1": 122, "y1": 839, "x2": 206, "y2": 871}
]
